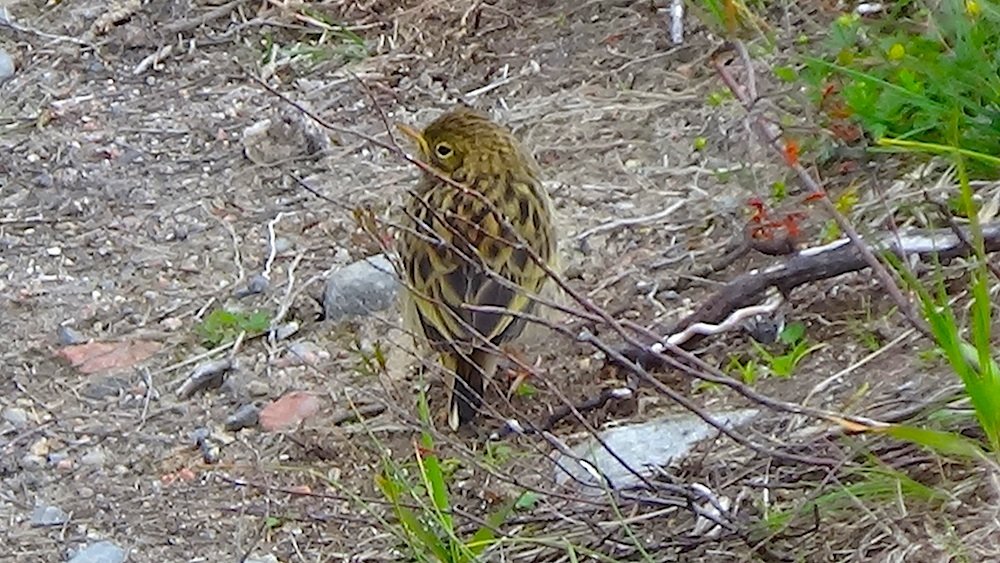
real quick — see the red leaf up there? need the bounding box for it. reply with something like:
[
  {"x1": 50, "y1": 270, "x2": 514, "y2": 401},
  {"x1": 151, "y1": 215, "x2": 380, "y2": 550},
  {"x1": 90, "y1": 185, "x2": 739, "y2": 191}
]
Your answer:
[
  {"x1": 829, "y1": 121, "x2": 862, "y2": 143},
  {"x1": 259, "y1": 392, "x2": 321, "y2": 432},
  {"x1": 58, "y1": 340, "x2": 162, "y2": 374},
  {"x1": 782, "y1": 138, "x2": 800, "y2": 166}
]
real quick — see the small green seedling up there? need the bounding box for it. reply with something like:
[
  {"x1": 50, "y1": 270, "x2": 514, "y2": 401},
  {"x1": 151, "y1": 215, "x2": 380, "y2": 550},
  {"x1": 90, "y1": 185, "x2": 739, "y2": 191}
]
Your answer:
[
  {"x1": 196, "y1": 308, "x2": 270, "y2": 347},
  {"x1": 752, "y1": 322, "x2": 827, "y2": 379}
]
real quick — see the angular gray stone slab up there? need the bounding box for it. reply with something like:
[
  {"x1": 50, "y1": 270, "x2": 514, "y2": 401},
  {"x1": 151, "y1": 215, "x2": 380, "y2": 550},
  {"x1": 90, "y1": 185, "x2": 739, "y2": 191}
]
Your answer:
[{"x1": 554, "y1": 409, "x2": 760, "y2": 491}]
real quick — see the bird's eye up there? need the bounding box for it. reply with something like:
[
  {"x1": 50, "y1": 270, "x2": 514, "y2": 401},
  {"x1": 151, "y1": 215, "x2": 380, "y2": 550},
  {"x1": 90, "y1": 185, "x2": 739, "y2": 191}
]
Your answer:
[{"x1": 434, "y1": 143, "x2": 454, "y2": 158}]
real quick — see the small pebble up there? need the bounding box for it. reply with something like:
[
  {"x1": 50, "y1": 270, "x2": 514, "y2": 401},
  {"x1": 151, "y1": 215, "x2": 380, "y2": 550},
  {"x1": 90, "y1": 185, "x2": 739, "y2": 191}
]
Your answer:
[
  {"x1": 273, "y1": 237, "x2": 294, "y2": 254},
  {"x1": 46, "y1": 246, "x2": 62, "y2": 256},
  {"x1": 280, "y1": 341, "x2": 329, "y2": 367},
  {"x1": 235, "y1": 273, "x2": 269, "y2": 298},
  {"x1": 2, "y1": 406, "x2": 29, "y2": 429},
  {"x1": 57, "y1": 325, "x2": 86, "y2": 345},
  {"x1": 160, "y1": 317, "x2": 183, "y2": 331},
  {"x1": 0, "y1": 47, "x2": 13, "y2": 83},
  {"x1": 31, "y1": 504, "x2": 70, "y2": 527},
  {"x1": 68, "y1": 541, "x2": 126, "y2": 563},
  {"x1": 20, "y1": 454, "x2": 45, "y2": 469},
  {"x1": 47, "y1": 452, "x2": 69, "y2": 466},
  {"x1": 190, "y1": 427, "x2": 219, "y2": 464},
  {"x1": 259, "y1": 391, "x2": 320, "y2": 432},
  {"x1": 743, "y1": 313, "x2": 785, "y2": 345},
  {"x1": 225, "y1": 403, "x2": 260, "y2": 431},
  {"x1": 332, "y1": 247, "x2": 351, "y2": 264},
  {"x1": 176, "y1": 358, "x2": 233, "y2": 398},
  {"x1": 80, "y1": 447, "x2": 106, "y2": 467},
  {"x1": 190, "y1": 427, "x2": 211, "y2": 445},
  {"x1": 246, "y1": 380, "x2": 270, "y2": 397},
  {"x1": 29, "y1": 437, "x2": 51, "y2": 456},
  {"x1": 81, "y1": 377, "x2": 127, "y2": 400},
  {"x1": 273, "y1": 321, "x2": 299, "y2": 341}
]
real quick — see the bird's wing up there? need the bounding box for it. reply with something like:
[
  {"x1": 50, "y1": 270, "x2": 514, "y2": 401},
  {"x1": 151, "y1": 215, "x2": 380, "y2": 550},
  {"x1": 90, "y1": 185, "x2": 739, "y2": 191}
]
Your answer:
[{"x1": 405, "y1": 180, "x2": 554, "y2": 348}]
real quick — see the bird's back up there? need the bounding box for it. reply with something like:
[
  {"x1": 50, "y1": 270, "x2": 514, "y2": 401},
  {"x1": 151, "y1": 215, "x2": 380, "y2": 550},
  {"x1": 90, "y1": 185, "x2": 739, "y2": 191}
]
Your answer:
[{"x1": 402, "y1": 176, "x2": 554, "y2": 349}]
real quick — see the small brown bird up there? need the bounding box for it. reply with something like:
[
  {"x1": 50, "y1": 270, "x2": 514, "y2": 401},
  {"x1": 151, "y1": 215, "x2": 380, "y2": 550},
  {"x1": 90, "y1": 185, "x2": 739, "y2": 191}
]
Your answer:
[{"x1": 396, "y1": 107, "x2": 558, "y2": 430}]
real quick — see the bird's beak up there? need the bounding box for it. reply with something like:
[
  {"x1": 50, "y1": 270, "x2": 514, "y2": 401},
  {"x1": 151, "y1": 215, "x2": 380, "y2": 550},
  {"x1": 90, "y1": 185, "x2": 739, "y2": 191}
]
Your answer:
[
  {"x1": 395, "y1": 123, "x2": 426, "y2": 154},
  {"x1": 396, "y1": 123, "x2": 433, "y2": 161}
]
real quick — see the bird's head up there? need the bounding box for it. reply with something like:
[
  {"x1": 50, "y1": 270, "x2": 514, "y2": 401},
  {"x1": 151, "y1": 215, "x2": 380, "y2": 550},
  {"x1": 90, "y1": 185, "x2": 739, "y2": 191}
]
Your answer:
[{"x1": 396, "y1": 107, "x2": 531, "y2": 178}]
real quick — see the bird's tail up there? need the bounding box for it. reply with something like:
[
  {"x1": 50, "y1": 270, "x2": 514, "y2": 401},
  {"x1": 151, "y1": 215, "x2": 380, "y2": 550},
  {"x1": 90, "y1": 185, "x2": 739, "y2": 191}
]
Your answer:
[{"x1": 443, "y1": 351, "x2": 496, "y2": 431}]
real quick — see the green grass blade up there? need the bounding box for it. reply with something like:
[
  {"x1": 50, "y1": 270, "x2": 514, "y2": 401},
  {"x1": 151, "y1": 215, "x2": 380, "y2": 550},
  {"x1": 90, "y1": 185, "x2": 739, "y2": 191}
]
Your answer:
[
  {"x1": 885, "y1": 424, "x2": 987, "y2": 460},
  {"x1": 376, "y1": 472, "x2": 450, "y2": 561},
  {"x1": 467, "y1": 497, "x2": 516, "y2": 557},
  {"x1": 877, "y1": 138, "x2": 1000, "y2": 168}
]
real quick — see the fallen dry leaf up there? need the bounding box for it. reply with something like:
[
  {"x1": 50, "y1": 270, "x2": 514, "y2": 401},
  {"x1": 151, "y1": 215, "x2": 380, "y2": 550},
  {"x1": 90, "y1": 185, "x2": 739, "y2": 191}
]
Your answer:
[
  {"x1": 161, "y1": 467, "x2": 198, "y2": 486},
  {"x1": 287, "y1": 485, "x2": 312, "y2": 496},
  {"x1": 259, "y1": 391, "x2": 321, "y2": 432},
  {"x1": 58, "y1": 340, "x2": 162, "y2": 374}
]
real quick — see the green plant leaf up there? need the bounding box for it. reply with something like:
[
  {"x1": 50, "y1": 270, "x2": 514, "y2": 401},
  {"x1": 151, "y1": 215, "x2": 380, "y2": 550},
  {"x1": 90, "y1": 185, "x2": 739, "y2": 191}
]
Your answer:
[
  {"x1": 514, "y1": 491, "x2": 540, "y2": 510},
  {"x1": 514, "y1": 381, "x2": 537, "y2": 398},
  {"x1": 778, "y1": 322, "x2": 806, "y2": 346},
  {"x1": 885, "y1": 424, "x2": 987, "y2": 460},
  {"x1": 774, "y1": 65, "x2": 798, "y2": 82},
  {"x1": 376, "y1": 472, "x2": 449, "y2": 561},
  {"x1": 468, "y1": 497, "x2": 516, "y2": 558}
]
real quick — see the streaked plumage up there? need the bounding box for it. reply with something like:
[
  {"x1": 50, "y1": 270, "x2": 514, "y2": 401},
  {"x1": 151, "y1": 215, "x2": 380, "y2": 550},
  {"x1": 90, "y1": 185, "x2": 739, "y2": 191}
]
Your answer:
[{"x1": 396, "y1": 107, "x2": 557, "y2": 430}]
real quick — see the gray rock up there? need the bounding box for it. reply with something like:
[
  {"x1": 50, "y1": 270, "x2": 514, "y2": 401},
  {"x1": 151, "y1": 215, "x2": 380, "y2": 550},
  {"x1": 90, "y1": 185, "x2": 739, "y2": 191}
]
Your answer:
[
  {"x1": 57, "y1": 325, "x2": 86, "y2": 345},
  {"x1": 68, "y1": 541, "x2": 126, "y2": 563},
  {"x1": 225, "y1": 403, "x2": 260, "y2": 431},
  {"x1": 273, "y1": 321, "x2": 299, "y2": 341},
  {"x1": 31, "y1": 504, "x2": 70, "y2": 526},
  {"x1": 274, "y1": 237, "x2": 294, "y2": 254},
  {"x1": 81, "y1": 377, "x2": 128, "y2": 400},
  {"x1": 2, "y1": 406, "x2": 29, "y2": 429},
  {"x1": 189, "y1": 427, "x2": 211, "y2": 445},
  {"x1": 0, "y1": 48, "x2": 13, "y2": 83},
  {"x1": 554, "y1": 409, "x2": 760, "y2": 491},
  {"x1": 80, "y1": 447, "x2": 106, "y2": 467},
  {"x1": 47, "y1": 452, "x2": 69, "y2": 466},
  {"x1": 283, "y1": 341, "x2": 328, "y2": 366},
  {"x1": 235, "y1": 273, "x2": 269, "y2": 298},
  {"x1": 323, "y1": 254, "x2": 400, "y2": 322},
  {"x1": 246, "y1": 380, "x2": 269, "y2": 397},
  {"x1": 176, "y1": 358, "x2": 233, "y2": 398},
  {"x1": 20, "y1": 453, "x2": 45, "y2": 469}
]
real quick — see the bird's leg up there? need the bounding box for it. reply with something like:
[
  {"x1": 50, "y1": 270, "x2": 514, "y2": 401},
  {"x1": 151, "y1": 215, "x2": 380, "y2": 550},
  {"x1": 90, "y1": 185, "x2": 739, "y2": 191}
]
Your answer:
[{"x1": 500, "y1": 344, "x2": 532, "y2": 399}]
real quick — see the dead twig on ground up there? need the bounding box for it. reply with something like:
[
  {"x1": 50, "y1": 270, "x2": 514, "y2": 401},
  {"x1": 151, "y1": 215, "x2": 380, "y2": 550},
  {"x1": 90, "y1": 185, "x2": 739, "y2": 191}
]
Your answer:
[
  {"x1": 162, "y1": 0, "x2": 249, "y2": 35},
  {"x1": 622, "y1": 222, "x2": 1000, "y2": 365}
]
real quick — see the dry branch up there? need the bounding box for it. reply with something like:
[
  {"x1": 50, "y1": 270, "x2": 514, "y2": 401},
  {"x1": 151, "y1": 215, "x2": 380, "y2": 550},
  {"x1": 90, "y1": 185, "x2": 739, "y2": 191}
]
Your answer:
[{"x1": 618, "y1": 222, "x2": 1000, "y2": 369}]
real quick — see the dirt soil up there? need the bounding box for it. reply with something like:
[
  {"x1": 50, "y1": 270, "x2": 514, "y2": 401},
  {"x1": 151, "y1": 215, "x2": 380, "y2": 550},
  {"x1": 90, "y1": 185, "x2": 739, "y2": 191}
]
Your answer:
[{"x1": 1, "y1": 1, "x2": 988, "y2": 562}]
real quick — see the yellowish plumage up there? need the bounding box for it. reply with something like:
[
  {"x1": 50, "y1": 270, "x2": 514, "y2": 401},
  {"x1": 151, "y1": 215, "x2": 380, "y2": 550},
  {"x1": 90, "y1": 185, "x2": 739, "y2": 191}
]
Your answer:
[{"x1": 397, "y1": 107, "x2": 558, "y2": 430}]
